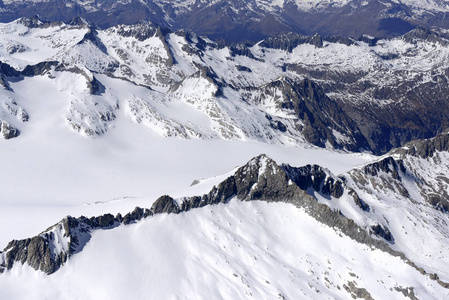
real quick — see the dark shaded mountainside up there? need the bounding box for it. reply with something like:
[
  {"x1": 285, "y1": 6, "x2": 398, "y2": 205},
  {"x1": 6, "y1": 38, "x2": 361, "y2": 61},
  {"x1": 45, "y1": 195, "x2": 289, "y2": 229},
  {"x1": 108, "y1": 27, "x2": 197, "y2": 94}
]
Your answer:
[
  {"x1": 2, "y1": 133, "x2": 449, "y2": 294},
  {"x1": 2, "y1": 18, "x2": 449, "y2": 154},
  {"x1": 1, "y1": 0, "x2": 449, "y2": 41}
]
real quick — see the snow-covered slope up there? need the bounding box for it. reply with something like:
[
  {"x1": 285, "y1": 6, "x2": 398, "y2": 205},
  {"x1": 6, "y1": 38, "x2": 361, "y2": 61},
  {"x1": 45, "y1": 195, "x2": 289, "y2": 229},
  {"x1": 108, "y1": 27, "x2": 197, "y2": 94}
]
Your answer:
[
  {"x1": 0, "y1": 7, "x2": 448, "y2": 300},
  {"x1": 342, "y1": 132, "x2": 449, "y2": 279},
  {"x1": 1, "y1": 153, "x2": 449, "y2": 299},
  {"x1": 2, "y1": 201, "x2": 447, "y2": 300}
]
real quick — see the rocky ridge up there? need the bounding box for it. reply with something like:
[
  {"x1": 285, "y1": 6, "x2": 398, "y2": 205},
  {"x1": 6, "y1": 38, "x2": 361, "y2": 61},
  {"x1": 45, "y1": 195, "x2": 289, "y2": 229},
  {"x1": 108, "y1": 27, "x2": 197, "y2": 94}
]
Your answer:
[
  {"x1": 348, "y1": 132, "x2": 449, "y2": 212},
  {"x1": 2, "y1": 152, "x2": 449, "y2": 292},
  {"x1": 341, "y1": 132, "x2": 449, "y2": 279}
]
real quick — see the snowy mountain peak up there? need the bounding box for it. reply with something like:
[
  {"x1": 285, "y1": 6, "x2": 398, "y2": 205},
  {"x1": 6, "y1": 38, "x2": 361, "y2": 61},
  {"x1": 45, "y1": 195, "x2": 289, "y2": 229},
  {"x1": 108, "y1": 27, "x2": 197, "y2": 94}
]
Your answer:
[{"x1": 2, "y1": 152, "x2": 449, "y2": 300}]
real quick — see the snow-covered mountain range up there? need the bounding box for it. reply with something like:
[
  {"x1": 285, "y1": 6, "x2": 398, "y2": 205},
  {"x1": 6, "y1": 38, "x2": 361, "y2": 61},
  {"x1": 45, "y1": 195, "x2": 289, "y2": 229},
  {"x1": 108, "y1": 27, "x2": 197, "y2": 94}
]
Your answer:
[
  {"x1": 2, "y1": 0, "x2": 449, "y2": 41},
  {"x1": 2, "y1": 16, "x2": 449, "y2": 299},
  {"x1": 2, "y1": 18, "x2": 449, "y2": 153},
  {"x1": 2, "y1": 132, "x2": 449, "y2": 299}
]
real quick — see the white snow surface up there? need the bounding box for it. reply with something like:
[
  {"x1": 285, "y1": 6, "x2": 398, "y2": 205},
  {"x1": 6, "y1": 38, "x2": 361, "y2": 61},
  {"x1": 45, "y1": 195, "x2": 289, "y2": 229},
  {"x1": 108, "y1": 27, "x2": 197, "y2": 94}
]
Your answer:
[
  {"x1": 1, "y1": 200, "x2": 447, "y2": 300},
  {"x1": 0, "y1": 18, "x2": 382, "y2": 250}
]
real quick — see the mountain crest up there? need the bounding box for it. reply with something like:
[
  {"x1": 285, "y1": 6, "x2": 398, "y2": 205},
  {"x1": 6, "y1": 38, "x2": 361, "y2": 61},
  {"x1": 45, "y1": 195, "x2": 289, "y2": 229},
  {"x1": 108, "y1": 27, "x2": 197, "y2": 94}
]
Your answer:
[{"x1": 0, "y1": 154, "x2": 414, "y2": 275}]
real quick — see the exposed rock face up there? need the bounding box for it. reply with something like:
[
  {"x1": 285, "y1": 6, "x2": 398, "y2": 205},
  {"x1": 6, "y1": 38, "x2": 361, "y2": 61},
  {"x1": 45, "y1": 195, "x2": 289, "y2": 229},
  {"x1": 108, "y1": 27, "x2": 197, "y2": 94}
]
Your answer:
[
  {"x1": 349, "y1": 189, "x2": 370, "y2": 212},
  {"x1": 21, "y1": 61, "x2": 59, "y2": 77},
  {"x1": 120, "y1": 207, "x2": 153, "y2": 225},
  {"x1": 151, "y1": 195, "x2": 180, "y2": 214},
  {"x1": 391, "y1": 132, "x2": 449, "y2": 159},
  {"x1": 1, "y1": 235, "x2": 67, "y2": 274},
  {"x1": 343, "y1": 281, "x2": 375, "y2": 300},
  {"x1": 285, "y1": 78, "x2": 368, "y2": 151},
  {"x1": 282, "y1": 164, "x2": 344, "y2": 198},
  {"x1": 114, "y1": 22, "x2": 170, "y2": 41},
  {"x1": 347, "y1": 132, "x2": 449, "y2": 213},
  {"x1": 362, "y1": 157, "x2": 405, "y2": 181},
  {"x1": 260, "y1": 33, "x2": 324, "y2": 52},
  {"x1": 0, "y1": 207, "x2": 153, "y2": 274},
  {"x1": 0, "y1": 121, "x2": 20, "y2": 139},
  {"x1": 247, "y1": 77, "x2": 370, "y2": 151},
  {"x1": 1, "y1": 60, "x2": 59, "y2": 78},
  {"x1": 370, "y1": 224, "x2": 393, "y2": 243}
]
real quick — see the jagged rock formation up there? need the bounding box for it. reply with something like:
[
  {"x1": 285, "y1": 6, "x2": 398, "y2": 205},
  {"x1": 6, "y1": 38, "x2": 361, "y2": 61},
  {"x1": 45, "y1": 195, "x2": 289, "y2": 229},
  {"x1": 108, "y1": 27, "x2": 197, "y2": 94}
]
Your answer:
[
  {"x1": 0, "y1": 207, "x2": 152, "y2": 274},
  {"x1": 347, "y1": 132, "x2": 449, "y2": 212},
  {"x1": 0, "y1": 120, "x2": 19, "y2": 139},
  {"x1": 339, "y1": 132, "x2": 449, "y2": 283},
  {"x1": 391, "y1": 131, "x2": 449, "y2": 159}
]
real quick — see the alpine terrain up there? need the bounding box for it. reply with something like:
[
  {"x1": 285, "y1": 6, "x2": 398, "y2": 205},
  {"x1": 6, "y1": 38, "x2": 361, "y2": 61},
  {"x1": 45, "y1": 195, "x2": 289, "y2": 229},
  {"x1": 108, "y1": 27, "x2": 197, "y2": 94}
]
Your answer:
[
  {"x1": 1, "y1": 2, "x2": 449, "y2": 300},
  {"x1": 3, "y1": 0, "x2": 449, "y2": 40}
]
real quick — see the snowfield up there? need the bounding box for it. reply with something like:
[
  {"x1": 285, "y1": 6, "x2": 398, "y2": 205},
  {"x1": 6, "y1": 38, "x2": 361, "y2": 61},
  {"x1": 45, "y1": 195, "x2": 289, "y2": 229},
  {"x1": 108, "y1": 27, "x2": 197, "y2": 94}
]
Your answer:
[{"x1": 1, "y1": 200, "x2": 447, "y2": 300}]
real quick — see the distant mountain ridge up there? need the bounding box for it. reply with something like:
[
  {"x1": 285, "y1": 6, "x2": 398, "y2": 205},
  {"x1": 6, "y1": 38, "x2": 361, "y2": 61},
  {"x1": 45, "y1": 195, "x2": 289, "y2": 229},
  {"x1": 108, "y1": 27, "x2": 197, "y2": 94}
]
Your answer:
[
  {"x1": 2, "y1": 18, "x2": 449, "y2": 153},
  {"x1": 2, "y1": 0, "x2": 449, "y2": 41}
]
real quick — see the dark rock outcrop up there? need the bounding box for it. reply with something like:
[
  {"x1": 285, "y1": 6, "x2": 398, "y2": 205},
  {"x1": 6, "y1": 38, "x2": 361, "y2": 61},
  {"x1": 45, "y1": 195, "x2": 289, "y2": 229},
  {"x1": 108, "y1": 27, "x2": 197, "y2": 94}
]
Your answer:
[
  {"x1": 0, "y1": 62, "x2": 20, "y2": 77},
  {"x1": 282, "y1": 164, "x2": 344, "y2": 198},
  {"x1": 0, "y1": 60, "x2": 59, "y2": 84},
  {"x1": 122, "y1": 207, "x2": 153, "y2": 225},
  {"x1": 152, "y1": 195, "x2": 180, "y2": 214},
  {"x1": 370, "y1": 224, "x2": 394, "y2": 243},
  {"x1": 362, "y1": 156, "x2": 405, "y2": 181},
  {"x1": 259, "y1": 32, "x2": 324, "y2": 52},
  {"x1": 1, "y1": 236, "x2": 67, "y2": 274},
  {"x1": 249, "y1": 77, "x2": 371, "y2": 152},
  {"x1": 0, "y1": 205, "x2": 157, "y2": 274},
  {"x1": 391, "y1": 133, "x2": 449, "y2": 159},
  {"x1": 0, "y1": 121, "x2": 20, "y2": 139},
  {"x1": 114, "y1": 22, "x2": 170, "y2": 41},
  {"x1": 21, "y1": 61, "x2": 59, "y2": 77},
  {"x1": 349, "y1": 189, "x2": 370, "y2": 212},
  {"x1": 89, "y1": 76, "x2": 106, "y2": 95}
]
